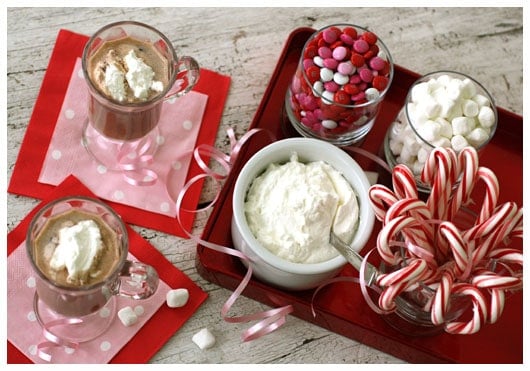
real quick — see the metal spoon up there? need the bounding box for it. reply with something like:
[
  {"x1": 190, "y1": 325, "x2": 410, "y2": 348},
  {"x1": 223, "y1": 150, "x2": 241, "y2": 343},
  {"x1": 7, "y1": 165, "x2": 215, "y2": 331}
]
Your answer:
[{"x1": 329, "y1": 232, "x2": 379, "y2": 286}]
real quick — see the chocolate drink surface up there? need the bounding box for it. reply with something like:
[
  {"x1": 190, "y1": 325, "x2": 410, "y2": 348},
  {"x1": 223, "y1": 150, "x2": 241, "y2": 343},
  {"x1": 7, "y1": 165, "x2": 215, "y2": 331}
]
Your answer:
[
  {"x1": 33, "y1": 209, "x2": 121, "y2": 288},
  {"x1": 86, "y1": 36, "x2": 171, "y2": 140}
]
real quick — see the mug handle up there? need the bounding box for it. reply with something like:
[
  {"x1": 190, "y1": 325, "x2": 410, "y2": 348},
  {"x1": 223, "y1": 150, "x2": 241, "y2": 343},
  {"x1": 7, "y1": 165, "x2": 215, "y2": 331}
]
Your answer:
[
  {"x1": 115, "y1": 260, "x2": 159, "y2": 299},
  {"x1": 165, "y1": 56, "x2": 200, "y2": 100}
]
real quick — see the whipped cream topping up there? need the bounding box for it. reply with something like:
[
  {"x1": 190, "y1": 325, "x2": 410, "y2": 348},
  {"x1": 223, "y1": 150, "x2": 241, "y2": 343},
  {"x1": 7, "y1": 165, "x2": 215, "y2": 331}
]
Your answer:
[
  {"x1": 103, "y1": 49, "x2": 163, "y2": 102},
  {"x1": 49, "y1": 219, "x2": 103, "y2": 283},
  {"x1": 244, "y1": 153, "x2": 359, "y2": 264}
]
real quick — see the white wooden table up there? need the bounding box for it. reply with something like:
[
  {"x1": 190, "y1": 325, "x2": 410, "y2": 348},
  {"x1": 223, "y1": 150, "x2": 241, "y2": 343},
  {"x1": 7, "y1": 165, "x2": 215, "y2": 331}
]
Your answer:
[{"x1": 6, "y1": 6, "x2": 523, "y2": 364}]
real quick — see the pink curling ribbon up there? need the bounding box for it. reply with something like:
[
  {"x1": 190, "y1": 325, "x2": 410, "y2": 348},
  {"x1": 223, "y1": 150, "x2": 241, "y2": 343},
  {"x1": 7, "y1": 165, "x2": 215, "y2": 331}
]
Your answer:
[
  {"x1": 174, "y1": 127, "x2": 295, "y2": 342},
  {"x1": 36, "y1": 317, "x2": 82, "y2": 362},
  {"x1": 117, "y1": 136, "x2": 158, "y2": 186}
]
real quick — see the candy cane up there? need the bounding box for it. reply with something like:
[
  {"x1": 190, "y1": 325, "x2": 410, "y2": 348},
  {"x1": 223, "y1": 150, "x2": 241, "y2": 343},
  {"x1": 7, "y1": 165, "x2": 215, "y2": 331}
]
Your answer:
[
  {"x1": 449, "y1": 147, "x2": 479, "y2": 220},
  {"x1": 376, "y1": 258, "x2": 428, "y2": 287},
  {"x1": 368, "y1": 184, "x2": 398, "y2": 222},
  {"x1": 487, "y1": 289, "x2": 505, "y2": 324},
  {"x1": 430, "y1": 270, "x2": 454, "y2": 325},
  {"x1": 445, "y1": 284, "x2": 487, "y2": 335},
  {"x1": 378, "y1": 281, "x2": 409, "y2": 311},
  {"x1": 438, "y1": 222, "x2": 470, "y2": 278},
  {"x1": 376, "y1": 215, "x2": 418, "y2": 265},
  {"x1": 475, "y1": 167, "x2": 500, "y2": 224},
  {"x1": 392, "y1": 164, "x2": 418, "y2": 200},
  {"x1": 384, "y1": 198, "x2": 435, "y2": 254},
  {"x1": 422, "y1": 147, "x2": 456, "y2": 220}
]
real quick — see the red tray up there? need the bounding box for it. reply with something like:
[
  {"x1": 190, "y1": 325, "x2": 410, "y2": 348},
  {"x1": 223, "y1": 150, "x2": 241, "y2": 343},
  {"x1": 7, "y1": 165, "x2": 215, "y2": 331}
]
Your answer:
[{"x1": 195, "y1": 27, "x2": 523, "y2": 363}]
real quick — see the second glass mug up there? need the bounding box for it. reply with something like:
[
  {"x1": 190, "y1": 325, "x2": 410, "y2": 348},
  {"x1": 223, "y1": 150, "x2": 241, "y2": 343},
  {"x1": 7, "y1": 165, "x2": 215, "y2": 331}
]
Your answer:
[
  {"x1": 26, "y1": 196, "x2": 159, "y2": 342},
  {"x1": 81, "y1": 21, "x2": 200, "y2": 169}
]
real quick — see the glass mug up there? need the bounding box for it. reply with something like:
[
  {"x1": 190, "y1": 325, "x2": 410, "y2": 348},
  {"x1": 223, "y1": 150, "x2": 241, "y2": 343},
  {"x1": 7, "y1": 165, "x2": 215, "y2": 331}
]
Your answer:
[
  {"x1": 26, "y1": 196, "x2": 159, "y2": 342},
  {"x1": 81, "y1": 21, "x2": 200, "y2": 169}
]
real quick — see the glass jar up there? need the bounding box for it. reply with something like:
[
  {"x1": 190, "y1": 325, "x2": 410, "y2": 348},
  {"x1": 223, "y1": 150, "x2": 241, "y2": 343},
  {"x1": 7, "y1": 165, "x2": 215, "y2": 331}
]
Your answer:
[
  {"x1": 284, "y1": 24, "x2": 394, "y2": 146},
  {"x1": 384, "y1": 71, "x2": 498, "y2": 192}
]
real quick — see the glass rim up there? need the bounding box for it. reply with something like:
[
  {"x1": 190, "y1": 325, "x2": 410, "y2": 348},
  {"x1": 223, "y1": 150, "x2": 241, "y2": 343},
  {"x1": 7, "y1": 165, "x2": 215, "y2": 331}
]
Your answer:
[
  {"x1": 404, "y1": 70, "x2": 499, "y2": 151},
  {"x1": 26, "y1": 195, "x2": 129, "y2": 292},
  {"x1": 300, "y1": 23, "x2": 395, "y2": 108},
  {"x1": 81, "y1": 20, "x2": 179, "y2": 108}
]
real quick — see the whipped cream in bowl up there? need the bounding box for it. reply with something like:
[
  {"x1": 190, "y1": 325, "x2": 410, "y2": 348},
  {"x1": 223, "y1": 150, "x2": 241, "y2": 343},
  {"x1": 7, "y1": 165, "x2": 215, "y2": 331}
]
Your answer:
[{"x1": 231, "y1": 138, "x2": 375, "y2": 291}]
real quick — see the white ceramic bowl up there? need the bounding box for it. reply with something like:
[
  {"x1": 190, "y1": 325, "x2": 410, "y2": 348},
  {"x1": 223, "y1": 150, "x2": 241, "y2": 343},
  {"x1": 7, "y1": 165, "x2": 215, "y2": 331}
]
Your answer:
[{"x1": 231, "y1": 137, "x2": 375, "y2": 291}]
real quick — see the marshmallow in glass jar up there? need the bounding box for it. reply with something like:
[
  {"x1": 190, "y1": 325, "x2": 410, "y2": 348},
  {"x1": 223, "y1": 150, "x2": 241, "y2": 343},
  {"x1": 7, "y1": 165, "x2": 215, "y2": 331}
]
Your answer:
[
  {"x1": 284, "y1": 24, "x2": 394, "y2": 146},
  {"x1": 384, "y1": 71, "x2": 497, "y2": 191}
]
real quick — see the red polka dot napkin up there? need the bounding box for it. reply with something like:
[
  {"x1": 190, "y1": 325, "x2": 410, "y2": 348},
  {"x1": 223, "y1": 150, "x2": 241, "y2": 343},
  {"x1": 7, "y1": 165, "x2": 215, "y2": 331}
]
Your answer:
[
  {"x1": 7, "y1": 175, "x2": 208, "y2": 363},
  {"x1": 8, "y1": 29, "x2": 231, "y2": 237}
]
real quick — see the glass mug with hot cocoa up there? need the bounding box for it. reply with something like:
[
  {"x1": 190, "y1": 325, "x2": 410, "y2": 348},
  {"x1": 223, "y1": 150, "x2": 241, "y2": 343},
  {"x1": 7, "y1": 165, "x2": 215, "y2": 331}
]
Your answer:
[
  {"x1": 81, "y1": 21, "x2": 200, "y2": 169},
  {"x1": 26, "y1": 196, "x2": 159, "y2": 342}
]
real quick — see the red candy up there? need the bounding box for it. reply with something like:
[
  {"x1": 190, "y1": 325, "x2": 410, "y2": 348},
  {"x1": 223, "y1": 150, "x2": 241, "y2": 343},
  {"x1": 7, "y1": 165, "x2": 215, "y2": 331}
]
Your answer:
[{"x1": 373, "y1": 75, "x2": 389, "y2": 91}]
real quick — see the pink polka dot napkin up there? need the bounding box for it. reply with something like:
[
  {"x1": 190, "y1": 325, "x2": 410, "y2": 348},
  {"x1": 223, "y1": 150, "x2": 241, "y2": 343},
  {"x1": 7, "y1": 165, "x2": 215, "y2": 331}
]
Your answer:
[
  {"x1": 7, "y1": 175, "x2": 208, "y2": 363},
  {"x1": 38, "y1": 58, "x2": 207, "y2": 218}
]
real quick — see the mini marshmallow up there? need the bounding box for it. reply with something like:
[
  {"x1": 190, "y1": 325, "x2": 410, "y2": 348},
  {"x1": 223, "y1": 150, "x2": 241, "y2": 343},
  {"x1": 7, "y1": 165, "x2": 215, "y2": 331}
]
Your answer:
[
  {"x1": 478, "y1": 106, "x2": 496, "y2": 128},
  {"x1": 451, "y1": 135, "x2": 469, "y2": 152},
  {"x1": 412, "y1": 160, "x2": 425, "y2": 175},
  {"x1": 411, "y1": 82, "x2": 430, "y2": 103},
  {"x1": 192, "y1": 328, "x2": 216, "y2": 350},
  {"x1": 466, "y1": 127, "x2": 490, "y2": 147},
  {"x1": 461, "y1": 78, "x2": 477, "y2": 99},
  {"x1": 435, "y1": 117, "x2": 453, "y2": 138},
  {"x1": 446, "y1": 77, "x2": 464, "y2": 101},
  {"x1": 417, "y1": 147, "x2": 431, "y2": 164},
  {"x1": 118, "y1": 306, "x2": 138, "y2": 327},
  {"x1": 462, "y1": 99, "x2": 479, "y2": 117},
  {"x1": 451, "y1": 116, "x2": 475, "y2": 136},
  {"x1": 166, "y1": 288, "x2": 190, "y2": 308},
  {"x1": 472, "y1": 93, "x2": 491, "y2": 107},
  {"x1": 388, "y1": 138, "x2": 403, "y2": 155},
  {"x1": 417, "y1": 96, "x2": 442, "y2": 119},
  {"x1": 416, "y1": 120, "x2": 441, "y2": 142}
]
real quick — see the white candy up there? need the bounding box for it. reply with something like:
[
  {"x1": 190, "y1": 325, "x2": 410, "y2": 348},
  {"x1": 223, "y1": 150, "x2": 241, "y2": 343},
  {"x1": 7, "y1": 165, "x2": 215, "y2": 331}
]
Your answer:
[
  {"x1": 320, "y1": 67, "x2": 334, "y2": 82},
  {"x1": 333, "y1": 72, "x2": 349, "y2": 85},
  {"x1": 478, "y1": 106, "x2": 496, "y2": 128},
  {"x1": 451, "y1": 116, "x2": 475, "y2": 136},
  {"x1": 321, "y1": 90, "x2": 334, "y2": 104},
  {"x1": 313, "y1": 56, "x2": 324, "y2": 68},
  {"x1": 312, "y1": 81, "x2": 324, "y2": 95},
  {"x1": 118, "y1": 306, "x2": 138, "y2": 327},
  {"x1": 451, "y1": 135, "x2": 469, "y2": 152},
  {"x1": 192, "y1": 328, "x2": 216, "y2": 350},
  {"x1": 462, "y1": 99, "x2": 479, "y2": 117},
  {"x1": 166, "y1": 288, "x2": 190, "y2": 308},
  {"x1": 322, "y1": 119, "x2": 338, "y2": 129},
  {"x1": 365, "y1": 87, "x2": 380, "y2": 101}
]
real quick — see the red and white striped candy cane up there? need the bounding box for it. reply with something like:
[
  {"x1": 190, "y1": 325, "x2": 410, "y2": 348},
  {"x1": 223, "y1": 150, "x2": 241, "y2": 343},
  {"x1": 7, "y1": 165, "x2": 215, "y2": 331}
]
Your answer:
[
  {"x1": 475, "y1": 166, "x2": 500, "y2": 224},
  {"x1": 378, "y1": 280, "x2": 409, "y2": 311},
  {"x1": 438, "y1": 221, "x2": 470, "y2": 278},
  {"x1": 384, "y1": 198, "x2": 435, "y2": 254},
  {"x1": 422, "y1": 147, "x2": 457, "y2": 221},
  {"x1": 449, "y1": 147, "x2": 479, "y2": 220},
  {"x1": 368, "y1": 184, "x2": 398, "y2": 222},
  {"x1": 430, "y1": 270, "x2": 454, "y2": 325},
  {"x1": 376, "y1": 215, "x2": 418, "y2": 265},
  {"x1": 392, "y1": 164, "x2": 418, "y2": 200},
  {"x1": 445, "y1": 284, "x2": 488, "y2": 335},
  {"x1": 376, "y1": 258, "x2": 428, "y2": 287}
]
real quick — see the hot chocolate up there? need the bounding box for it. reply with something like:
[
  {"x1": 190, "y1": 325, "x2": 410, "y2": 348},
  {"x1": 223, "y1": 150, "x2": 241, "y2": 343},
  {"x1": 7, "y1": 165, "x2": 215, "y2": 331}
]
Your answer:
[
  {"x1": 32, "y1": 209, "x2": 121, "y2": 288},
  {"x1": 84, "y1": 35, "x2": 171, "y2": 140}
]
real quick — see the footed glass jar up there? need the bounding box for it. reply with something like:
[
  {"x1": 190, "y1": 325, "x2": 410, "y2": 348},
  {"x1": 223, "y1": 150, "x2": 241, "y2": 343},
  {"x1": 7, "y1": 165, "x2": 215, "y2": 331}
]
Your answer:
[
  {"x1": 285, "y1": 24, "x2": 394, "y2": 146},
  {"x1": 384, "y1": 71, "x2": 498, "y2": 192}
]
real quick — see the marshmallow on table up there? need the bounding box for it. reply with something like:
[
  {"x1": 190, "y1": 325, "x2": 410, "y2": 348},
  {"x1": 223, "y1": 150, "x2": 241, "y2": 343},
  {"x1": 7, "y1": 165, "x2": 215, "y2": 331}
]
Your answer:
[
  {"x1": 118, "y1": 306, "x2": 138, "y2": 327},
  {"x1": 192, "y1": 328, "x2": 216, "y2": 350},
  {"x1": 166, "y1": 288, "x2": 189, "y2": 308}
]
